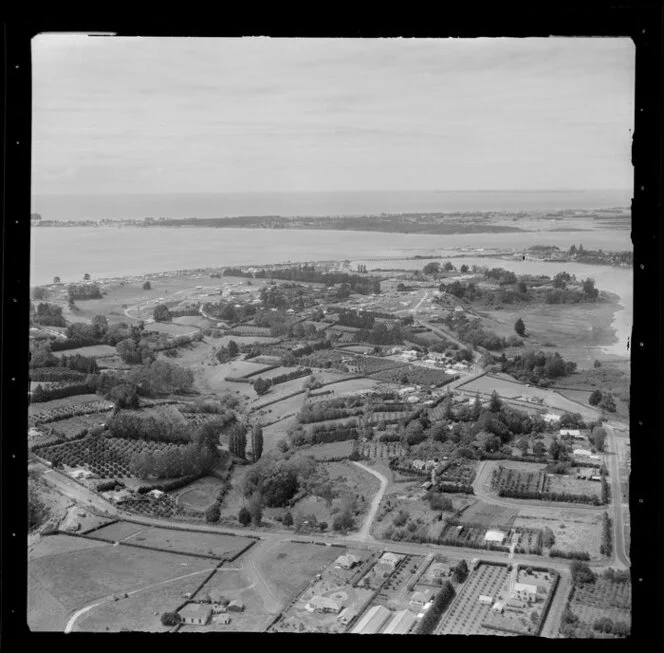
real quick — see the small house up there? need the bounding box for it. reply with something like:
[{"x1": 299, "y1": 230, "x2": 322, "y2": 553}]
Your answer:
[
  {"x1": 148, "y1": 489, "x2": 164, "y2": 499},
  {"x1": 478, "y1": 595, "x2": 493, "y2": 605},
  {"x1": 215, "y1": 614, "x2": 231, "y2": 625},
  {"x1": 335, "y1": 554, "x2": 360, "y2": 569},
  {"x1": 409, "y1": 589, "x2": 434, "y2": 611},
  {"x1": 227, "y1": 600, "x2": 245, "y2": 612},
  {"x1": 513, "y1": 582, "x2": 538, "y2": 601},
  {"x1": 380, "y1": 552, "x2": 403, "y2": 568},
  {"x1": 428, "y1": 562, "x2": 451, "y2": 578},
  {"x1": 337, "y1": 607, "x2": 357, "y2": 626},
  {"x1": 560, "y1": 429, "x2": 583, "y2": 439},
  {"x1": 573, "y1": 448, "x2": 592, "y2": 458},
  {"x1": 179, "y1": 604, "x2": 212, "y2": 626},
  {"x1": 411, "y1": 459, "x2": 426, "y2": 471},
  {"x1": 305, "y1": 595, "x2": 342, "y2": 614}
]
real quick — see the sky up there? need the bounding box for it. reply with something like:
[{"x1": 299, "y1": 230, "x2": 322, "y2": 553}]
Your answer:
[{"x1": 31, "y1": 36, "x2": 635, "y2": 195}]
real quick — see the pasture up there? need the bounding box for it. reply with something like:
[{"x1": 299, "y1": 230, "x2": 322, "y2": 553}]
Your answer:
[
  {"x1": 91, "y1": 521, "x2": 147, "y2": 542},
  {"x1": 52, "y1": 344, "x2": 117, "y2": 358},
  {"x1": 458, "y1": 374, "x2": 598, "y2": 419},
  {"x1": 74, "y1": 574, "x2": 208, "y2": 633},
  {"x1": 296, "y1": 440, "x2": 355, "y2": 461},
  {"x1": 512, "y1": 509, "x2": 603, "y2": 558},
  {"x1": 258, "y1": 542, "x2": 343, "y2": 605},
  {"x1": 458, "y1": 501, "x2": 519, "y2": 530},
  {"x1": 28, "y1": 537, "x2": 213, "y2": 614},
  {"x1": 104, "y1": 525, "x2": 255, "y2": 560},
  {"x1": 175, "y1": 476, "x2": 227, "y2": 512}
]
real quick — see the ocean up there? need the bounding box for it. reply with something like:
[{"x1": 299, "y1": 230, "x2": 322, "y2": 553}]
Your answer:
[{"x1": 30, "y1": 189, "x2": 632, "y2": 222}]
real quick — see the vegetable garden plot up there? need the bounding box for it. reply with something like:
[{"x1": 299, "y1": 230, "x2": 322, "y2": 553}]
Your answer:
[{"x1": 50, "y1": 413, "x2": 113, "y2": 440}]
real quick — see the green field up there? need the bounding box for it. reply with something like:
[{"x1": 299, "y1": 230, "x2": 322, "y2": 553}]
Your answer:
[
  {"x1": 28, "y1": 537, "x2": 213, "y2": 623},
  {"x1": 257, "y1": 542, "x2": 343, "y2": 604}
]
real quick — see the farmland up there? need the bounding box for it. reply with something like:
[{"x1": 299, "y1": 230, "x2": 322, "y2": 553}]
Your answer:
[
  {"x1": 457, "y1": 374, "x2": 599, "y2": 420},
  {"x1": 490, "y1": 461, "x2": 603, "y2": 504},
  {"x1": 74, "y1": 573, "x2": 208, "y2": 632},
  {"x1": 295, "y1": 440, "x2": 355, "y2": 461},
  {"x1": 175, "y1": 476, "x2": 228, "y2": 512},
  {"x1": 28, "y1": 535, "x2": 213, "y2": 630},
  {"x1": 436, "y1": 562, "x2": 511, "y2": 635},
  {"x1": 257, "y1": 542, "x2": 344, "y2": 605},
  {"x1": 511, "y1": 509, "x2": 603, "y2": 558},
  {"x1": 90, "y1": 523, "x2": 255, "y2": 560},
  {"x1": 562, "y1": 576, "x2": 631, "y2": 638},
  {"x1": 29, "y1": 397, "x2": 114, "y2": 427},
  {"x1": 36, "y1": 436, "x2": 192, "y2": 479},
  {"x1": 49, "y1": 413, "x2": 113, "y2": 440}
]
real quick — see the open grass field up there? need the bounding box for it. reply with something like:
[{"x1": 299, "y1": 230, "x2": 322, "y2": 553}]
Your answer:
[
  {"x1": 52, "y1": 344, "x2": 117, "y2": 358},
  {"x1": 459, "y1": 374, "x2": 597, "y2": 419},
  {"x1": 148, "y1": 322, "x2": 198, "y2": 336},
  {"x1": 28, "y1": 537, "x2": 213, "y2": 625},
  {"x1": 261, "y1": 416, "x2": 298, "y2": 453},
  {"x1": 74, "y1": 573, "x2": 209, "y2": 633},
  {"x1": 29, "y1": 533, "x2": 110, "y2": 560},
  {"x1": 90, "y1": 521, "x2": 147, "y2": 542},
  {"x1": 172, "y1": 315, "x2": 214, "y2": 329},
  {"x1": 479, "y1": 299, "x2": 622, "y2": 367},
  {"x1": 324, "y1": 461, "x2": 381, "y2": 508},
  {"x1": 258, "y1": 542, "x2": 343, "y2": 605},
  {"x1": 295, "y1": 440, "x2": 355, "y2": 461},
  {"x1": 512, "y1": 508, "x2": 603, "y2": 558},
  {"x1": 108, "y1": 526, "x2": 255, "y2": 560},
  {"x1": 175, "y1": 476, "x2": 227, "y2": 512},
  {"x1": 458, "y1": 501, "x2": 519, "y2": 530}
]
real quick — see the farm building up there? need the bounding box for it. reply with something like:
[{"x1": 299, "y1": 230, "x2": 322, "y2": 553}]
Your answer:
[
  {"x1": 491, "y1": 601, "x2": 505, "y2": 613},
  {"x1": 573, "y1": 448, "x2": 592, "y2": 458},
  {"x1": 111, "y1": 489, "x2": 133, "y2": 504},
  {"x1": 215, "y1": 614, "x2": 231, "y2": 625},
  {"x1": 335, "y1": 554, "x2": 360, "y2": 569},
  {"x1": 484, "y1": 530, "x2": 507, "y2": 544},
  {"x1": 560, "y1": 429, "x2": 583, "y2": 439},
  {"x1": 411, "y1": 459, "x2": 426, "y2": 471},
  {"x1": 543, "y1": 413, "x2": 561, "y2": 423},
  {"x1": 227, "y1": 600, "x2": 245, "y2": 612},
  {"x1": 148, "y1": 489, "x2": 165, "y2": 499},
  {"x1": 382, "y1": 609, "x2": 417, "y2": 635},
  {"x1": 305, "y1": 595, "x2": 342, "y2": 614},
  {"x1": 179, "y1": 604, "x2": 212, "y2": 626},
  {"x1": 409, "y1": 589, "x2": 434, "y2": 611},
  {"x1": 478, "y1": 595, "x2": 493, "y2": 605},
  {"x1": 351, "y1": 605, "x2": 393, "y2": 635}
]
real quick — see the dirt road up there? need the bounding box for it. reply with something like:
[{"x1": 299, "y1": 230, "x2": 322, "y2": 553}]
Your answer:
[{"x1": 350, "y1": 461, "x2": 389, "y2": 542}]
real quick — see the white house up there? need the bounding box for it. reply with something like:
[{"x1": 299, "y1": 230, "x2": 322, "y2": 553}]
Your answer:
[
  {"x1": 543, "y1": 413, "x2": 561, "y2": 423},
  {"x1": 513, "y1": 582, "x2": 538, "y2": 601},
  {"x1": 305, "y1": 595, "x2": 342, "y2": 614},
  {"x1": 484, "y1": 530, "x2": 507, "y2": 544},
  {"x1": 478, "y1": 595, "x2": 493, "y2": 605},
  {"x1": 148, "y1": 489, "x2": 164, "y2": 499},
  {"x1": 573, "y1": 448, "x2": 592, "y2": 458},
  {"x1": 179, "y1": 604, "x2": 212, "y2": 626},
  {"x1": 560, "y1": 429, "x2": 583, "y2": 438},
  {"x1": 335, "y1": 554, "x2": 360, "y2": 569}
]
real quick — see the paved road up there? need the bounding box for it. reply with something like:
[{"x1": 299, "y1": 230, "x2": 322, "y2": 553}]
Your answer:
[
  {"x1": 603, "y1": 422, "x2": 630, "y2": 569},
  {"x1": 349, "y1": 461, "x2": 389, "y2": 542}
]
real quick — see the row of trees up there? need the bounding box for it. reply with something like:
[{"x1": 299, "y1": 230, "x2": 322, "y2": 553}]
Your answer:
[{"x1": 500, "y1": 349, "x2": 577, "y2": 382}]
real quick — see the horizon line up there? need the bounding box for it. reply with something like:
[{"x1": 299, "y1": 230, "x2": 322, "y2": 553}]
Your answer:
[{"x1": 32, "y1": 188, "x2": 634, "y2": 197}]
